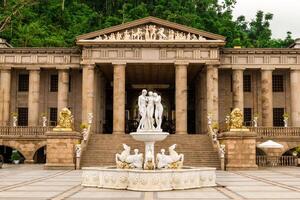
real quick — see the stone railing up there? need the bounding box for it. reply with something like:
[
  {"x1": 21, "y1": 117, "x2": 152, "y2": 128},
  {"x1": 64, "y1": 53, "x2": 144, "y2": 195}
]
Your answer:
[
  {"x1": 207, "y1": 120, "x2": 225, "y2": 170},
  {"x1": 256, "y1": 155, "x2": 298, "y2": 167},
  {"x1": 0, "y1": 126, "x2": 53, "y2": 137},
  {"x1": 249, "y1": 127, "x2": 300, "y2": 137}
]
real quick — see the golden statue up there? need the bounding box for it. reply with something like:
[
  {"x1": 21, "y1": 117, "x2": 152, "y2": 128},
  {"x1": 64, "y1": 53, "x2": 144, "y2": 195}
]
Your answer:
[
  {"x1": 53, "y1": 108, "x2": 73, "y2": 131},
  {"x1": 229, "y1": 108, "x2": 249, "y2": 131}
]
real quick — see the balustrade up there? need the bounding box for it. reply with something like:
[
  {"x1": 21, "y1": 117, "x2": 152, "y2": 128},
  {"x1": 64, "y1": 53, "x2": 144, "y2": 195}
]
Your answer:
[
  {"x1": 0, "y1": 126, "x2": 53, "y2": 137},
  {"x1": 256, "y1": 155, "x2": 297, "y2": 167},
  {"x1": 249, "y1": 127, "x2": 300, "y2": 137}
]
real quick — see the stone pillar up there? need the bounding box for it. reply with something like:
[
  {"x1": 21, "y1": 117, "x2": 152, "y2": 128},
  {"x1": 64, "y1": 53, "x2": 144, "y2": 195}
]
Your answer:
[
  {"x1": 290, "y1": 69, "x2": 300, "y2": 126},
  {"x1": 28, "y1": 69, "x2": 40, "y2": 126},
  {"x1": 206, "y1": 65, "x2": 219, "y2": 123},
  {"x1": 113, "y1": 63, "x2": 126, "y2": 134},
  {"x1": 0, "y1": 69, "x2": 11, "y2": 126},
  {"x1": 261, "y1": 69, "x2": 273, "y2": 126},
  {"x1": 232, "y1": 68, "x2": 244, "y2": 111},
  {"x1": 82, "y1": 64, "x2": 95, "y2": 123},
  {"x1": 175, "y1": 62, "x2": 188, "y2": 134},
  {"x1": 57, "y1": 69, "x2": 69, "y2": 113},
  {"x1": 219, "y1": 131, "x2": 257, "y2": 170}
]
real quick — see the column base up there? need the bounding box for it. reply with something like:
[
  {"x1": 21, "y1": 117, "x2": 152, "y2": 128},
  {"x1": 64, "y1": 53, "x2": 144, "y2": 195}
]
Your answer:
[
  {"x1": 113, "y1": 131, "x2": 125, "y2": 134},
  {"x1": 24, "y1": 160, "x2": 34, "y2": 164}
]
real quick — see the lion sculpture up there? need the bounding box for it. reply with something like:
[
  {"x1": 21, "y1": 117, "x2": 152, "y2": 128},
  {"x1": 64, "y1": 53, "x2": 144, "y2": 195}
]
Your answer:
[
  {"x1": 53, "y1": 108, "x2": 73, "y2": 131},
  {"x1": 229, "y1": 108, "x2": 244, "y2": 129}
]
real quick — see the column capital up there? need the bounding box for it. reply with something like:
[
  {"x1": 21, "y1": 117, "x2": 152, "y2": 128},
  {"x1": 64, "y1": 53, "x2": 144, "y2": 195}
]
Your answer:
[
  {"x1": 261, "y1": 67, "x2": 275, "y2": 71},
  {"x1": 0, "y1": 66, "x2": 12, "y2": 70},
  {"x1": 26, "y1": 67, "x2": 40, "y2": 71},
  {"x1": 82, "y1": 64, "x2": 95, "y2": 69},
  {"x1": 290, "y1": 67, "x2": 300, "y2": 71},
  {"x1": 174, "y1": 60, "x2": 189, "y2": 66},
  {"x1": 112, "y1": 61, "x2": 126, "y2": 66},
  {"x1": 206, "y1": 64, "x2": 219, "y2": 70},
  {"x1": 56, "y1": 66, "x2": 70, "y2": 70},
  {"x1": 232, "y1": 67, "x2": 245, "y2": 70}
]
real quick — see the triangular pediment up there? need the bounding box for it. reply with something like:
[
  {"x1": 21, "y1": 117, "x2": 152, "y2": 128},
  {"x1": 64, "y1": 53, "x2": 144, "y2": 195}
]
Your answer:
[{"x1": 76, "y1": 16, "x2": 225, "y2": 44}]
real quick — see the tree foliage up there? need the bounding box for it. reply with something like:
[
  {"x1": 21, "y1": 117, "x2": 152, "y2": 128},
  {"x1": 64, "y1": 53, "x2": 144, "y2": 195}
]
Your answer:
[{"x1": 0, "y1": 0, "x2": 294, "y2": 47}]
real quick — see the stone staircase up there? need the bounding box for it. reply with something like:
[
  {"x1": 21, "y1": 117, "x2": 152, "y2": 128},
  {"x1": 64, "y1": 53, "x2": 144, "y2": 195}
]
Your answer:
[{"x1": 81, "y1": 134, "x2": 221, "y2": 169}]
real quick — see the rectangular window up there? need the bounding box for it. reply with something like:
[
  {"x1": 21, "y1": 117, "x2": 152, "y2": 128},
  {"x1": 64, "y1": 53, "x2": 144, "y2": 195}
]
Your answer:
[
  {"x1": 273, "y1": 108, "x2": 284, "y2": 126},
  {"x1": 17, "y1": 107, "x2": 28, "y2": 126},
  {"x1": 244, "y1": 108, "x2": 252, "y2": 126},
  {"x1": 49, "y1": 107, "x2": 57, "y2": 126},
  {"x1": 272, "y1": 75, "x2": 284, "y2": 92},
  {"x1": 243, "y1": 75, "x2": 251, "y2": 92},
  {"x1": 18, "y1": 74, "x2": 29, "y2": 92},
  {"x1": 50, "y1": 74, "x2": 58, "y2": 92}
]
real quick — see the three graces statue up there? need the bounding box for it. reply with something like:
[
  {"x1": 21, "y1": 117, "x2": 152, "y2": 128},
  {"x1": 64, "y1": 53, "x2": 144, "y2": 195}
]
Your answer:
[{"x1": 137, "y1": 89, "x2": 163, "y2": 131}]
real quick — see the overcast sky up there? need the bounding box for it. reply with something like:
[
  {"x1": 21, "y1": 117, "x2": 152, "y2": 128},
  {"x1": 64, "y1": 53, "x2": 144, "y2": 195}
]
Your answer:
[{"x1": 232, "y1": 0, "x2": 300, "y2": 39}]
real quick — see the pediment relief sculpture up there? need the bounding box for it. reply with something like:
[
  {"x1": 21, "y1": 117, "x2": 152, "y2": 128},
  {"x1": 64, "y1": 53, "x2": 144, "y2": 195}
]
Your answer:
[{"x1": 87, "y1": 24, "x2": 208, "y2": 42}]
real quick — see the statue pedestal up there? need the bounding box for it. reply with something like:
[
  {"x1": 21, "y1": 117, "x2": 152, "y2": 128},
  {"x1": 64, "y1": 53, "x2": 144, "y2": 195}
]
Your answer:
[
  {"x1": 130, "y1": 131, "x2": 169, "y2": 168},
  {"x1": 44, "y1": 131, "x2": 82, "y2": 170},
  {"x1": 219, "y1": 131, "x2": 258, "y2": 171}
]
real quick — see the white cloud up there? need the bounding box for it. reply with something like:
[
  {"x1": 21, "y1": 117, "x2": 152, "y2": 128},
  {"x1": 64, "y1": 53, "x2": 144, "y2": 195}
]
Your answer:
[{"x1": 232, "y1": 0, "x2": 300, "y2": 39}]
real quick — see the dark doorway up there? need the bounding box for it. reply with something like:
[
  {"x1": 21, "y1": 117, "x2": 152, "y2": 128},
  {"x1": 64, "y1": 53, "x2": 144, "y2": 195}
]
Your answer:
[
  {"x1": 33, "y1": 146, "x2": 46, "y2": 163},
  {"x1": 0, "y1": 146, "x2": 25, "y2": 163}
]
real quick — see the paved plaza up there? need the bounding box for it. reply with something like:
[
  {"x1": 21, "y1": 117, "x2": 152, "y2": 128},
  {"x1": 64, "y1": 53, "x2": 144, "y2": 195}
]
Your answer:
[{"x1": 0, "y1": 165, "x2": 300, "y2": 199}]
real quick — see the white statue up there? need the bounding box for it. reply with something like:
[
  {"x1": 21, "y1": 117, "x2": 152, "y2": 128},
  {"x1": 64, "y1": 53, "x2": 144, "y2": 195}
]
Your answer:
[
  {"x1": 157, "y1": 27, "x2": 167, "y2": 40},
  {"x1": 116, "y1": 144, "x2": 143, "y2": 169},
  {"x1": 132, "y1": 28, "x2": 143, "y2": 40},
  {"x1": 146, "y1": 91, "x2": 155, "y2": 130},
  {"x1": 156, "y1": 144, "x2": 184, "y2": 169},
  {"x1": 145, "y1": 25, "x2": 150, "y2": 40},
  {"x1": 154, "y1": 92, "x2": 163, "y2": 130},
  {"x1": 137, "y1": 89, "x2": 148, "y2": 131},
  {"x1": 124, "y1": 30, "x2": 130, "y2": 40},
  {"x1": 149, "y1": 25, "x2": 157, "y2": 40},
  {"x1": 42, "y1": 116, "x2": 47, "y2": 127},
  {"x1": 75, "y1": 144, "x2": 81, "y2": 158},
  {"x1": 144, "y1": 150, "x2": 155, "y2": 170}
]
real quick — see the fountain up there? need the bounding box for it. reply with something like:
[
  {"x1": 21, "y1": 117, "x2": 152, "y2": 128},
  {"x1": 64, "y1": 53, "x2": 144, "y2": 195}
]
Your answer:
[{"x1": 82, "y1": 89, "x2": 216, "y2": 191}]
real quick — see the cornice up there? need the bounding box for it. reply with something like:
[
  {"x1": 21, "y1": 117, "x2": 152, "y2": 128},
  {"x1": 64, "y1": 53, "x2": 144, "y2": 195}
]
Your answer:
[
  {"x1": 222, "y1": 48, "x2": 300, "y2": 55},
  {"x1": 0, "y1": 47, "x2": 81, "y2": 54}
]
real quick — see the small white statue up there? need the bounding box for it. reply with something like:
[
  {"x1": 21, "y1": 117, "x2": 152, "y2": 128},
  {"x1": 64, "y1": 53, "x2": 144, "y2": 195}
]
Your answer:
[
  {"x1": 42, "y1": 116, "x2": 47, "y2": 127},
  {"x1": 137, "y1": 89, "x2": 148, "y2": 131},
  {"x1": 149, "y1": 25, "x2": 157, "y2": 40},
  {"x1": 115, "y1": 144, "x2": 143, "y2": 169},
  {"x1": 75, "y1": 144, "x2": 81, "y2": 158},
  {"x1": 146, "y1": 91, "x2": 155, "y2": 129},
  {"x1": 156, "y1": 144, "x2": 184, "y2": 169},
  {"x1": 219, "y1": 144, "x2": 225, "y2": 158},
  {"x1": 124, "y1": 30, "x2": 131, "y2": 40},
  {"x1": 12, "y1": 116, "x2": 17, "y2": 127},
  {"x1": 157, "y1": 27, "x2": 167, "y2": 40},
  {"x1": 154, "y1": 92, "x2": 163, "y2": 130}
]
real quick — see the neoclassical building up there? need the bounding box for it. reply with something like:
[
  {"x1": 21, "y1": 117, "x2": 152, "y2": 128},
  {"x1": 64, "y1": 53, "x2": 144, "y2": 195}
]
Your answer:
[{"x1": 1, "y1": 16, "x2": 300, "y2": 135}]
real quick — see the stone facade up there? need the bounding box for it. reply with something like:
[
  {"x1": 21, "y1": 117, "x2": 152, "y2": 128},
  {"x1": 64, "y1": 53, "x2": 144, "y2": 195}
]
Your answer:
[{"x1": 1, "y1": 17, "x2": 300, "y2": 167}]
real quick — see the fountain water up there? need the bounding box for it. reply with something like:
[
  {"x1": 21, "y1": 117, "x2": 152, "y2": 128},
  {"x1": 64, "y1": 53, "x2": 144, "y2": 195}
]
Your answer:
[{"x1": 82, "y1": 90, "x2": 216, "y2": 191}]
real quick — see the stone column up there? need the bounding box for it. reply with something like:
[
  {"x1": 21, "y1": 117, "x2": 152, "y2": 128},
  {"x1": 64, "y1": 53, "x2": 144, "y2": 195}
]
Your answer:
[
  {"x1": 206, "y1": 65, "x2": 219, "y2": 123},
  {"x1": 82, "y1": 64, "x2": 95, "y2": 123},
  {"x1": 57, "y1": 69, "x2": 69, "y2": 113},
  {"x1": 0, "y1": 69, "x2": 11, "y2": 126},
  {"x1": 175, "y1": 62, "x2": 188, "y2": 134},
  {"x1": 232, "y1": 68, "x2": 244, "y2": 111},
  {"x1": 28, "y1": 68, "x2": 40, "y2": 126},
  {"x1": 261, "y1": 69, "x2": 273, "y2": 126},
  {"x1": 290, "y1": 69, "x2": 300, "y2": 126},
  {"x1": 113, "y1": 62, "x2": 126, "y2": 134}
]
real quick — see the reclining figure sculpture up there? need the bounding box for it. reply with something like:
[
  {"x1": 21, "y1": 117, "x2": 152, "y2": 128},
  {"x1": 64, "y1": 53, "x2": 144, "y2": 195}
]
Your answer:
[
  {"x1": 116, "y1": 144, "x2": 143, "y2": 169},
  {"x1": 156, "y1": 144, "x2": 184, "y2": 169}
]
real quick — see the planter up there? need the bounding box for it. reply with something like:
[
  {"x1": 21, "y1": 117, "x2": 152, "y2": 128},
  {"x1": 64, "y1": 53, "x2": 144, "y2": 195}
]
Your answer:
[{"x1": 13, "y1": 160, "x2": 20, "y2": 164}]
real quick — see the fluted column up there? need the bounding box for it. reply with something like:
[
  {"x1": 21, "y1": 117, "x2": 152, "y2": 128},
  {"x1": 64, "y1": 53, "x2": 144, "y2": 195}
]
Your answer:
[
  {"x1": 113, "y1": 62, "x2": 126, "y2": 134},
  {"x1": 28, "y1": 68, "x2": 40, "y2": 126},
  {"x1": 82, "y1": 64, "x2": 95, "y2": 123},
  {"x1": 290, "y1": 69, "x2": 300, "y2": 126},
  {"x1": 232, "y1": 68, "x2": 244, "y2": 111},
  {"x1": 207, "y1": 65, "x2": 219, "y2": 123},
  {"x1": 261, "y1": 69, "x2": 273, "y2": 126},
  {"x1": 175, "y1": 62, "x2": 188, "y2": 134},
  {"x1": 0, "y1": 69, "x2": 11, "y2": 126},
  {"x1": 57, "y1": 69, "x2": 69, "y2": 113}
]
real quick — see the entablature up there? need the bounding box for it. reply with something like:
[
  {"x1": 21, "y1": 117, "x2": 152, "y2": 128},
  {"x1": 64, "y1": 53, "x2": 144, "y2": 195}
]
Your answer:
[
  {"x1": 0, "y1": 48, "x2": 81, "y2": 69},
  {"x1": 220, "y1": 48, "x2": 300, "y2": 69}
]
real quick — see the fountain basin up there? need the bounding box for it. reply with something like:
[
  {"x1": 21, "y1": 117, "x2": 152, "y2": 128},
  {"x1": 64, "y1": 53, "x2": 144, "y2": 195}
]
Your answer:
[
  {"x1": 82, "y1": 166, "x2": 216, "y2": 191},
  {"x1": 130, "y1": 131, "x2": 169, "y2": 142}
]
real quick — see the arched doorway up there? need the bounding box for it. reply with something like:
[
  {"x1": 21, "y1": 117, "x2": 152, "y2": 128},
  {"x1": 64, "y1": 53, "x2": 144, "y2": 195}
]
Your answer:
[
  {"x1": 33, "y1": 146, "x2": 46, "y2": 163},
  {"x1": 0, "y1": 145, "x2": 25, "y2": 163}
]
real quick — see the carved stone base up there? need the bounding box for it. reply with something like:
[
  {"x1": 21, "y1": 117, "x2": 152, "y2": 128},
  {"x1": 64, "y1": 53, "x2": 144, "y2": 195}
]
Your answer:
[
  {"x1": 45, "y1": 131, "x2": 81, "y2": 170},
  {"x1": 219, "y1": 131, "x2": 258, "y2": 171},
  {"x1": 82, "y1": 166, "x2": 216, "y2": 191}
]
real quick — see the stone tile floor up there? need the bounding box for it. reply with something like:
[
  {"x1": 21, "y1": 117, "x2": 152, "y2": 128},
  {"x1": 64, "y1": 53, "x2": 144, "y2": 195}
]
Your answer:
[{"x1": 0, "y1": 165, "x2": 300, "y2": 200}]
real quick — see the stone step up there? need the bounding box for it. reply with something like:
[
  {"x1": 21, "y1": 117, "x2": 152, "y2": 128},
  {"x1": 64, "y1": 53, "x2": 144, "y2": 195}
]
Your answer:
[{"x1": 81, "y1": 134, "x2": 221, "y2": 169}]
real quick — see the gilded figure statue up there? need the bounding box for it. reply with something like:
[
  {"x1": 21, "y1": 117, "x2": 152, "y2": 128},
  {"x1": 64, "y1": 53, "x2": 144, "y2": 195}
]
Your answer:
[
  {"x1": 53, "y1": 108, "x2": 73, "y2": 131},
  {"x1": 229, "y1": 108, "x2": 249, "y2": 131}
]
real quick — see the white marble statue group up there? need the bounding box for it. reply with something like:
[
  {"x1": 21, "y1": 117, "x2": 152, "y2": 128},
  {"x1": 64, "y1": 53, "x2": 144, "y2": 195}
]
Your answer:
[
  {"x1": 93, "y1": 24, "x2": 207, "y2": 42},
  {"x1": 116, "y1": 144, "x2": 184, "y2": 170},
  {"x1": 137, "y1": 89, "x2": 163, "y2": 131}
]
